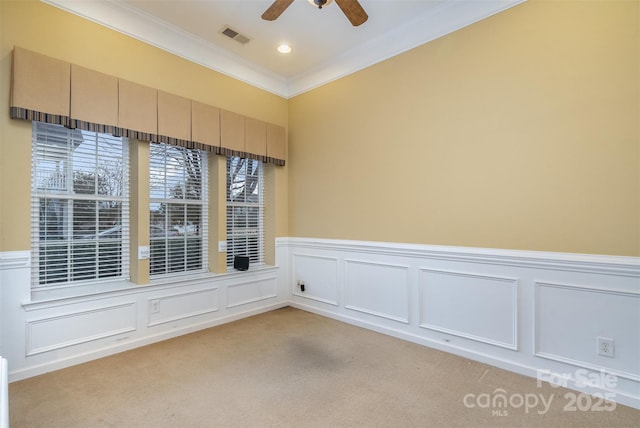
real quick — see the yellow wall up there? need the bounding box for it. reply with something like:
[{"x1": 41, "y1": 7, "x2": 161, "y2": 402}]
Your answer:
[
  {"x1": 288, "y1": 0, "x2": 640, "y2": 257},
  {"x1": 0, "y1": 0, "x2": 289, "y2": 252},
  {"x1": 1, "y1": 0, "x2": 638, "y2": 258}
]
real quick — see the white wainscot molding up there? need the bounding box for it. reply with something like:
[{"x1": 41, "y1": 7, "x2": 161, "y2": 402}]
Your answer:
[
  {"x1": 278, "y1": 237, "x2": 640, "y2": 409},
  {"x1": 291, "y1": 253, "x2": 339, "y2": 306},
  {"x1": 227, "y1": 277, "x2": 277, "y2": 308},
  {"x1": 27, "y1": 303, "x2": 137, "y2": 356},
  {"x1": 3, "y1": 263, "x2": 285, "y2": 382},
  {"x1": 5, "y1": 239, "x2": 640, "y2": 409},
  {"x1": 0, "y1": 251, "x2": 30, "y2": 270},
  {"x1": 345, "y1": 259, "x2": 409, "y2": 323},
  {"x1": 535, "y1": 281, "x2": 640, "y2": 382},
  {"x1": 419, "y1": 269, "x2": 517, "y2": 350},
  {"x1": 147, "y1": 287, "x2": 219, "y2": 327}
]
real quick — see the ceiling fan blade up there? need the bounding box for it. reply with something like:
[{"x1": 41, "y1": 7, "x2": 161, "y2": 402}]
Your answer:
[
  {"x1": 262, "y1": 0, "x2": 295, "y2": 21},
  {"x1": 335, "y1": 0, "x2": 368, "y2": 27}
]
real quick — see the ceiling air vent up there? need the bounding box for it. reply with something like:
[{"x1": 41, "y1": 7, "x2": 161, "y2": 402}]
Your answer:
[{"x1": 221, "y1": 26, "x2": 251, "y2": 45}]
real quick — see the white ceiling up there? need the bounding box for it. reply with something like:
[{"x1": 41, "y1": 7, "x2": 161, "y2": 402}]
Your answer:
[{"x1": 43, "y1": 0, "x2": 524, "y2": 98}]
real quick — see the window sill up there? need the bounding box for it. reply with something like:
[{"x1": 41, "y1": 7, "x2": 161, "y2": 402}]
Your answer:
[
  {"x1": 148, "y1": 263, "x2": 271, "y2": 285},
  {"x1": 24, "y1": 264, "x2": 279, "y2": 311}
]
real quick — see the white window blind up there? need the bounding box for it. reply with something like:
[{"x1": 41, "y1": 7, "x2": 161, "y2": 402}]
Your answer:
[
  {"x1": 149, "y1": 142, "x2": 207, "y2": 276},
  {"x1": 31, "y1": 122, "x2": 129, "y2": 288},
  {"x1": 226, "y1": 157, "x2": 264, "y2": 267}
]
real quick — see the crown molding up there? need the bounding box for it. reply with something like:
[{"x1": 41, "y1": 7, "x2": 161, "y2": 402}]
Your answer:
[
  {"x1": 42, "y1": 0, "x2": 525, "y2": 99},
  {"x1": 41, "y1": 0, "x2": 290, "y2": 97},
  {"x1": 287, "y1": 0, "x2": 526, "y2": 97}
]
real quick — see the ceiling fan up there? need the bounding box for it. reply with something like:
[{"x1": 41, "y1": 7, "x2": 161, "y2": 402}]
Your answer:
[{"x1": 262, "y1": 0, "x2": 368, "y2": 27}]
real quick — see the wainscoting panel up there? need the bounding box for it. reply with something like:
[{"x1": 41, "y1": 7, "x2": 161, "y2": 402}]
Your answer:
[
  {"x1": 535, "y1": 281, "x2": 640, "y2": 381},
  {"x1": 227, "y1": 277, "x2": 277, "y2": 308},
  {"x1": 4, "y1": 239, "x2": 640, "y2": 409},
  {"x1": 147, "y1": 288, "x2": 219, "y2": 327},
  {"x1": 419, "y1": 269, "x2": 517, "y2": 350},
  {"x1": 291, "y1": 254, "x2": 338, "y2": 305},
  {"x1": 26, "y1": 303, "x2": 137, "y2": 356},
  {"x1": 3, "y1": 263, "x2": 284, "y2": 382},
  {"x1": 344, "y1": 260, "x2": 409, "y2": 323},
  {"x1": 280, "y1": 237, "x2": 640, "y2": 409}
]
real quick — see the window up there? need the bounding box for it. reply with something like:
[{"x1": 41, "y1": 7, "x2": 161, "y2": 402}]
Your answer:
[
  {"x1": 226, "y1": 157, "x2": 264, "y2": 267},
  {"x1": 31, "y1": 122, "x2": 129, "y2": 288},
  {"x1": 149, "y1": 142, "x2": 207, "y2": 276}
]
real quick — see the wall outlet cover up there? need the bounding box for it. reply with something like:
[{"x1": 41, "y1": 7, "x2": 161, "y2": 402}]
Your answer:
[
  {"x1": 597, "y1": 337, "x2": 615, "y2": 358},
  {"x1": 138, "y1": 246, "x2": 150, "y2": 260}
]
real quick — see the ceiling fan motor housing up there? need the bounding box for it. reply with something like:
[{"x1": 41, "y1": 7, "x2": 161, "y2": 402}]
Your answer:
[{"x1": 314, "y1": 0, "x2": 328, "y2": 9}]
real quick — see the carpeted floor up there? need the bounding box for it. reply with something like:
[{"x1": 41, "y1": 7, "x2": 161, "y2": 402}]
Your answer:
[{"x1": 9, "y1": 307, "x2": 640, "y2": 427}]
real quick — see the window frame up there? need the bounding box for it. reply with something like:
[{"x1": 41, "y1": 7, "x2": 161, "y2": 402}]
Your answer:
[
  {"x1": 149, "y1": 141, "x2": 208, "y2": 278},
  {"x1": 226, "y1": 156, "x2": 264, "y2": 268},
  {"x1": 30, "y1": 121, "x2": 130, "y2": 289}
]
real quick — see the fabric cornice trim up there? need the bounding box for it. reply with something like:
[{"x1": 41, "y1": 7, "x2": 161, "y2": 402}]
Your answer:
[
  {"x1": 10, "y1": 107, "x2": 69, "y2": 127},
  {"x1": 266, "y1": 157, "x2": 286, "y2": 167},
  {"x1": 68, "y1": 120, "x2": 117, "y2": 135},
  {"x1": 218, "y1": 147, "x2": 268, "y2": 163},
  {"x1": 113, "y1": 128, "x2": 157, "y2": 142},
  {"x1": 156, "y1": 135, "x2": 222, "y2": 154}
]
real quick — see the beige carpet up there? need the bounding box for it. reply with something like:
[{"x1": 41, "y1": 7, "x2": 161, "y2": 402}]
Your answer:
[{"x1": 9, "y1": 307, "x2": 640, "y2": 427}]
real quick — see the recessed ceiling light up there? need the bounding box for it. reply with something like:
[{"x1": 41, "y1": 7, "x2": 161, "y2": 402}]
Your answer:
[{"x1": 277, "y1": 44, "x2": 292, "y2": 54}]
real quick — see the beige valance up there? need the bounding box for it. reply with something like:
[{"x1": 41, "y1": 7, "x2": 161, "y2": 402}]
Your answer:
[
  {"x1": 245, "y1": 118, "x2": 267, "y2": 162},
  {"x1": 9, "y1": 47, "x2": 286, "y2": 165},
  {"x1": 191, "y1": 101, "x2": 221, "y2": 153},
  {"x1": 266, "y1": 123, "x2": 286, "y2": 166},
  {"x1": 220, "y1": 109, "x2": 246, "y2": 157},
  {"x1": 10, "y1": 47, "x2": 70, "y2": 126},
  {"x1": 70, "y1": 64, "x2": 118, "y2": 133},
  {"x1": 158, "y1": 91, "x2": 191, "y2": 146},
  {"x1": 116, "y1": 79, "x2": 158, "y2": 141}
]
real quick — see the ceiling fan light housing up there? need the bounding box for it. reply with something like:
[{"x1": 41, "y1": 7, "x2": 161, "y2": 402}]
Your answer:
[{"x1": 307, "y1": 0, "x2": 333, "y2": 9}]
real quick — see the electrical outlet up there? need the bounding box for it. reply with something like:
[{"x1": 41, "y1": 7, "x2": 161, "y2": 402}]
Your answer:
[
  {"x1": 597, "y1": 337, "x2": 614, "y2": 358},
  {"x1": 150, "y1": 299, "x2": 160, "y2": 314},
  {"x1": 296, "y1": 280, "x2": 305, "y2": 292}
]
